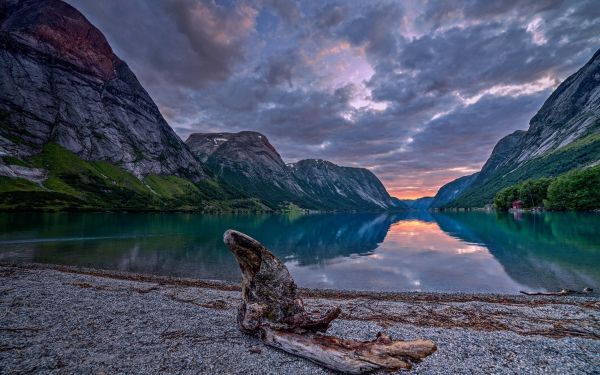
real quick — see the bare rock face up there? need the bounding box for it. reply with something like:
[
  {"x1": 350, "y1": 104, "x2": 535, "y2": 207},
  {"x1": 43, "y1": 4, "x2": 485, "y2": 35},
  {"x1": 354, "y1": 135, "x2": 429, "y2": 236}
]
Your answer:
[
  {"x1": 522, "y1": 49, "x2": 600, "y2": 161},
  {"x1": 187, "y1": 132, "x2": 396, "y2": 210},
  {"x1": 186, "y1": 131, "x2": 305, "y2": 203},
  {"x1": 289, "y1": 159, "x2": 396, "y2": 210},
  {"x1": 0, "y1": 0, "x2": 206, "y2": 181}
]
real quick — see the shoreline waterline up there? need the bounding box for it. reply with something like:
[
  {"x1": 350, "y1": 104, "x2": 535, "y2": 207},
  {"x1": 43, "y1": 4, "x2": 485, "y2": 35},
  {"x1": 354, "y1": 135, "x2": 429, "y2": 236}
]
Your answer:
[{"x1": 3, "y1": 261, "x2": 598, "y2": 301}]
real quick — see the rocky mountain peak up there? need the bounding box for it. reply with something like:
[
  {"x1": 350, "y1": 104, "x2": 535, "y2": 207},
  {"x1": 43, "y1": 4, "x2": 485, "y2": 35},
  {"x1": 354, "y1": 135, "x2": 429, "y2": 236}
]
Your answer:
[
  {"x1": 0, "y1": 0, "x2": 206, "y2": 181},
  {"x1": 291, "y1": 158, "x2": 395, "y2": 210},
  {"x1": 186, "y1": 131, "x2": 307, "y2": 206},
  {"x1": 478, "y1": 49, "x2": 600, "y2": 177},
  {"x1": 529, "y1": 48, "x2": 600, "y2": 134},
  {"x1": 0, "y1": 0, "x2": 118, "y2": 81},
  {"x1": 186, "y1": 131, "x2": 290, "y2": 177},
  {"x1": 478, "y1": 130, "x2": 526, "y2": 179},
  {"x1": 186, "y1": 131, "x2": 282, "y2": 165}
]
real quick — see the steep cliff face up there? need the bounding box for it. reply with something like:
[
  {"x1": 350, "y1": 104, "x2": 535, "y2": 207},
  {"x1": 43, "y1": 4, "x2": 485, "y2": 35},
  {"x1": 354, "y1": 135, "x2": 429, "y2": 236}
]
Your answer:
[
  {"x1": 290, "y1": 159, "x2": 395, "y2": 210},
  {"x1": 0, "y1": 0, "x2": 206, "y2": 181},
  {"x1": 435, "y1": 49, "x2": 600, "y2": 208},
  {"x1": 187, "y1": 132, "x2": 396, "y2": 210},
  {"x1": 514, "y1": 49, "x2": 600, "y2": 164},
  {"x1": 186, "y1": 131, "x2": 305, "y2": 206},
  {"x1": 476, "y1": 131, "x2": 527, "y2": 181},
  {"x1": 430, "y1": 173, "x2": 479, "y2": 208}
]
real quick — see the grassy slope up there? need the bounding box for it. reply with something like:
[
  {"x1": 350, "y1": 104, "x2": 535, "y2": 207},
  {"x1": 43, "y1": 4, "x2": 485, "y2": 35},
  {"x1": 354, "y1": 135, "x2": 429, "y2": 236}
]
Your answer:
[
  {"x1": 446, "y1": 131, "x2": 600, "y2": 208},
  {"x1": 0, "y1": 144, "x2": 268, "y2": 211},
  {"x1": 214, "y1": 167, "x2": 313, "y2": 210}
]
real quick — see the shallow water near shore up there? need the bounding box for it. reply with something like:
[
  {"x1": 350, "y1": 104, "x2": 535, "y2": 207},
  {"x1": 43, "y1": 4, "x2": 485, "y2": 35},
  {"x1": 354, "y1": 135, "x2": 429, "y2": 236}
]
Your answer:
[{"x1": 0, "y1": 211, "x2": 598, "y2": 294}]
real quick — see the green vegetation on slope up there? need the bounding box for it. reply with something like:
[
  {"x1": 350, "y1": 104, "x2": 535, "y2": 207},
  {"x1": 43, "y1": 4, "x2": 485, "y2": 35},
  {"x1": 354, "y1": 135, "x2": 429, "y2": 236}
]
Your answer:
[
  {"x1": 1, "y1": 155, "x2": 32, "y2": 168},
  {"x1": 0, "y1": 144, "x2": 265, "y2": 211},
  {"x1": 545, "y1": 164, "x2": 600, "y2": 211},
  {"x1": 493, "y1": 165, "x2": 600, "y2": 211},
  {"x1": 0, "y1": 176, "x2": 41, "y2": 193},
  {"x1": 213, "y1": 167, "x2": 316, "y2": 210},
  {"x1": 494, "y1": 178, "x2": 552, "y2": 211},
  {"x1": 447, "y1": 131, "x2": 600, "y2": 208}
]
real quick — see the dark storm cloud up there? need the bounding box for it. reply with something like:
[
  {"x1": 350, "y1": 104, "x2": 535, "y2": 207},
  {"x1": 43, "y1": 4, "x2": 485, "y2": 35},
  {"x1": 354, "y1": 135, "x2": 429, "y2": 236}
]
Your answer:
[
  {"x1": 163, "y1": 0, "x2": 256, "y2": 84},
  {"x1": 338, "y1": 2, "x2": 403, "y2": 59},
  {"x1": 407, "y1": 92, "x2": 551, "y2": 171},
  {"x1": 418, "y1": 0, "x2": 564, "y2": 29},
  {"x1": 315, "y1": 3, "x2": 347, "y2": 29},
  {"x1": 66, "y1": 0, "x2": 599, "y2": 197},
  {"x1": 68, "y1": 0, "x2": 256, "y2": 89},
  {"x1": 264, "y1": 51, "x2": 299, "y2": 86},
  {"x1": 263, "y1": 0, "x2": 301, "y2": 24},
  {"x1": 368, "y1": 13, "x2": 596, "y2": 106}
]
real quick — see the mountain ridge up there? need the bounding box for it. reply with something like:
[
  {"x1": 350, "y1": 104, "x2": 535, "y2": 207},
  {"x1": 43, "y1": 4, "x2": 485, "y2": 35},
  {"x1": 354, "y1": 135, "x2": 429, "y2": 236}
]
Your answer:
[
  {"x1": 433, "y1": 48, "x2": 600, "y2": 208},
  {"x1": 186, "y1": 131, "x2": 397, "y2": 210}
]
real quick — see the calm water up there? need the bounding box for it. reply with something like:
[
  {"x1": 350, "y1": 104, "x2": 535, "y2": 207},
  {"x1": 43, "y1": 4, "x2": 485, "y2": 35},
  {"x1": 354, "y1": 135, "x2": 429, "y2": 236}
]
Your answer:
[{"x1": 0, "y1": 211, "x2": 598, "y2": 294}]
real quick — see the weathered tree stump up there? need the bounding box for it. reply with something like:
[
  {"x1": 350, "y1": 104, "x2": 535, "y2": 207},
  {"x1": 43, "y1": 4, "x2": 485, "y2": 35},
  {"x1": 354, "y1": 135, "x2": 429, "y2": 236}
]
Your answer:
[{"x1": 223, "y1": 229, "x2": 437, "y2": 373}]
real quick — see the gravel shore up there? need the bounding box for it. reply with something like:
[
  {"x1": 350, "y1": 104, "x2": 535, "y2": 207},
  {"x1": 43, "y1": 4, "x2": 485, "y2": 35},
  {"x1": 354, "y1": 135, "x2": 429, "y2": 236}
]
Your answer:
[{"x1": 1, "y1": 263, "x2": 599, "y2": 374}]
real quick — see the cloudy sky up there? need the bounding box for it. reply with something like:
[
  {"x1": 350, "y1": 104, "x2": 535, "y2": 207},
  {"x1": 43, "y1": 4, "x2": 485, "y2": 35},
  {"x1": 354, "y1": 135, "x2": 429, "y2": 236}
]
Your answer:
[{"x1": 67, "y1": 0, "x2": 599, "y2": 198}]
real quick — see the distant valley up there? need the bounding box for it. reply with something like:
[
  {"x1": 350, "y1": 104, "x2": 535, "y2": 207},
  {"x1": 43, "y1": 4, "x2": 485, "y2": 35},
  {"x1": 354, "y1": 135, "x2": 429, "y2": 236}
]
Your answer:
[{"x1": 394, "y1": 197, "x2": 434, "y2": 210}]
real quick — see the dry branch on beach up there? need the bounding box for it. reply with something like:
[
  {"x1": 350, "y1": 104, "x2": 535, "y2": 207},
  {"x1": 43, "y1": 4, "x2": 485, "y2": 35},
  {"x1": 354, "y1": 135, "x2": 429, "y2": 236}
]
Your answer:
[
  {"x1": 223, "y1": 229, "x2": 437, "y2": 373},
  {"x1": 520, "y1": 288, "x2": 593, "y2": 296}
]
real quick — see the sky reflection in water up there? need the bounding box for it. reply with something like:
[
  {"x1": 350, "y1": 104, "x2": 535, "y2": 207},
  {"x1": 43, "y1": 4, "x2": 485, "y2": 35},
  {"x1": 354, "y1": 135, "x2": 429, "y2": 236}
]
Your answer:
[
  {"x1": 289, "y1": 219, "x2": 527, "y2": 293},
  {"x1": 0, "y1": 212, "x2": 598, "y2": 294}
]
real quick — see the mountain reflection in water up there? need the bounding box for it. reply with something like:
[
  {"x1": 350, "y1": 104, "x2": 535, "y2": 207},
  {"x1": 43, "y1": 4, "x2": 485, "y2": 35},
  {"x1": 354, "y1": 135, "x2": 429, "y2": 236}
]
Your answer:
[{"x1": 0, "y1": 211, "x2": 598, "y2": 294}]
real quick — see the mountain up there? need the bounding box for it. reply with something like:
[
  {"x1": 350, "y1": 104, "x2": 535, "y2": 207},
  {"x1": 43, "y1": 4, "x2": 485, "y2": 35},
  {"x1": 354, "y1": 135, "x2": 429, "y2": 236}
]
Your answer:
[
  {"x1": 434, "y1": 49, "x2": 600, "y2": 208},
  {"x1": 186, "y1": 131, "x2": 306, "y2": 207},
  {"x1": 398, "y1": 197, "x2": 434, "y2": 210},
  {"x1": 187, "y1": 132, "x2": 396, "y2": 210},
  {"x1": 0, "y1": 0, "x2": 205, "y2": 181},
  {"x1": 390, "y1": 197, "x2": 409, "y2": 210},
  {"x1": 430, "y1": 173, "x2": 479, "y2": 209},
  {"x1": 289, "y1": 159, "x2": 395, "y2": 210},
  {"x1": 0, "y1": 0, "x2": 248, "y2": 210}
]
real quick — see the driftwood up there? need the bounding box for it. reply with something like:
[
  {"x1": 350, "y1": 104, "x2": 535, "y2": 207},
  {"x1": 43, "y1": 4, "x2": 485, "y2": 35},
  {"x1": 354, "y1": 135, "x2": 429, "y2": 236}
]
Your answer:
[
  {"x1": 223, "y1": 229, "x2": 436, "y2": 373},
  {"x1": 520, "y1": 287, "x2": 593, "y2": 296}
]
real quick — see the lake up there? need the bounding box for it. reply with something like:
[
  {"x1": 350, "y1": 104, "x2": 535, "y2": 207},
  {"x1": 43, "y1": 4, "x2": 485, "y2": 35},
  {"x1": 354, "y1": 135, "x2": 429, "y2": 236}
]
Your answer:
[{"x1": 0, "y1": 211, "x2": 598, "y2": 294}]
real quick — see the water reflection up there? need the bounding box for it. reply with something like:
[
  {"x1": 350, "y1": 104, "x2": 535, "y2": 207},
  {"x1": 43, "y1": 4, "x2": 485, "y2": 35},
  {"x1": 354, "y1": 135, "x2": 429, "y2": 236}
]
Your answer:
[
  {"x1": 288, "y1": 219, "x2": 528, "y2": 293},
  {"x1": 434, "y1": 212, "x2": 600, "y2": 291},
  {"x1": 0, "y1": 211, "x2": 598, "y2": 293}
]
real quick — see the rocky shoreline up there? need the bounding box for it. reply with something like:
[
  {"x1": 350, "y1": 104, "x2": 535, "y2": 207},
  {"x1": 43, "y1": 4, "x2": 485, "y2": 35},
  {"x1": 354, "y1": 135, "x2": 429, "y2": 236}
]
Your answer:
[{"x1": 1, "y1": 262, "x2": 599, "y2": 374}]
